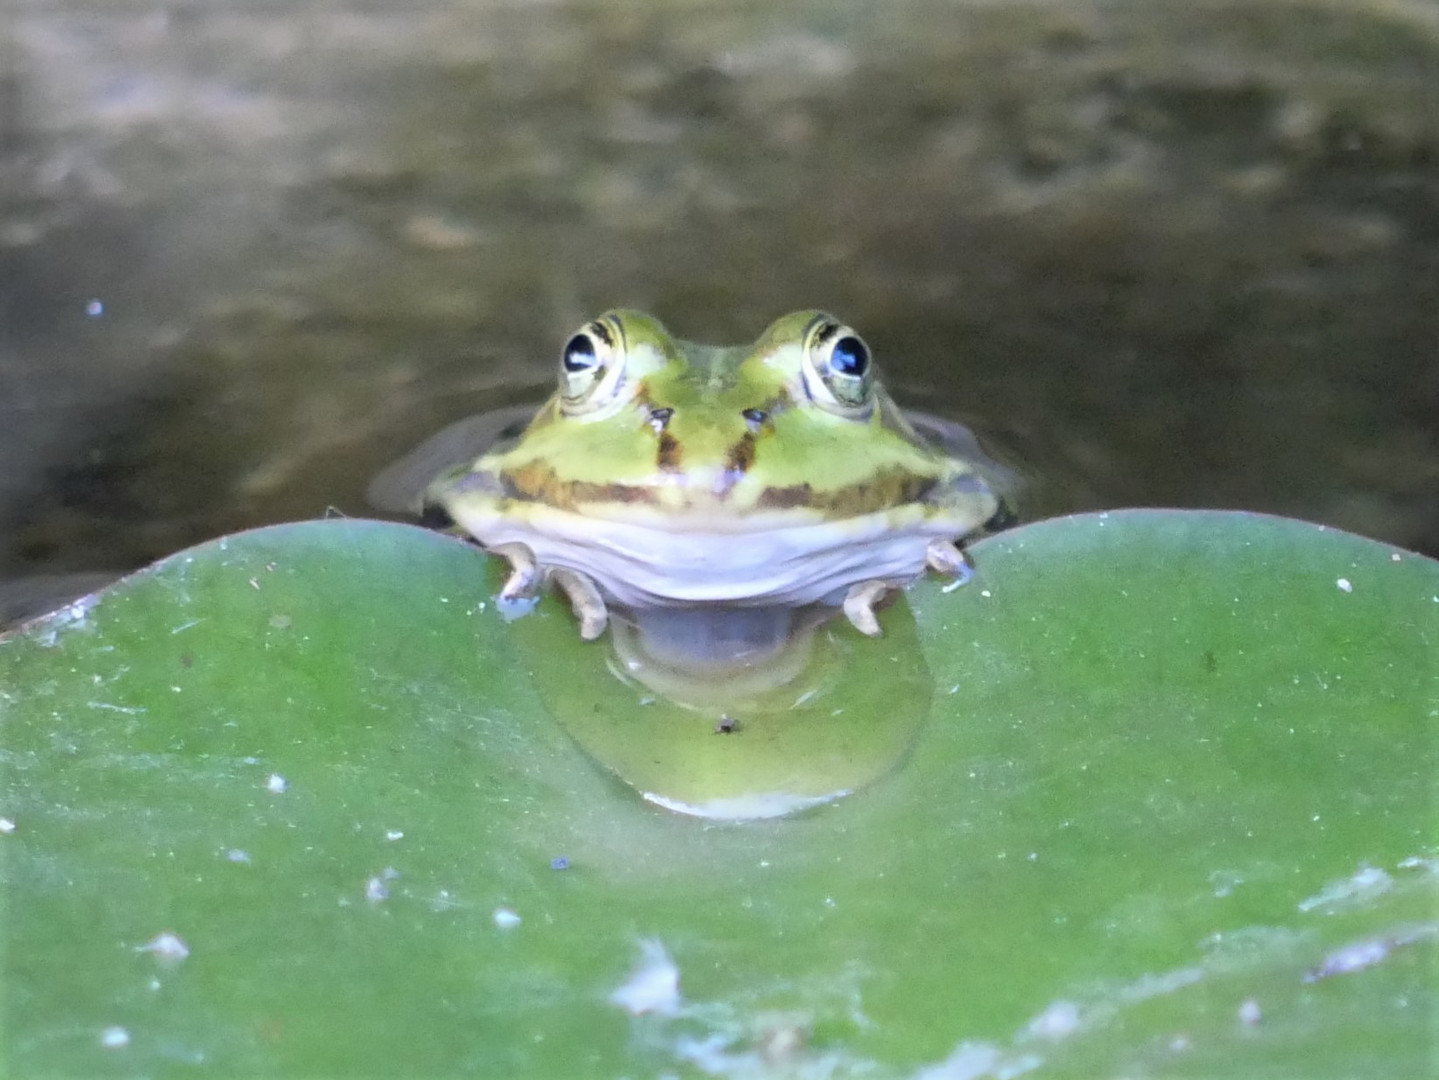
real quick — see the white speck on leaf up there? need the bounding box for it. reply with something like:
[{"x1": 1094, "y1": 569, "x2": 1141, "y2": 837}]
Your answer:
[
  {"x1": 609, "y1": 939, "x2": 680, "y2": 1016},
  {"x1": 1305, "y1": 926, "x2": 1438, "y2": 983},
  {"x1": 1335, "y1": 577, "x2": 1353, "y2": 593},
  {"x1": 493, "y1": 907, "x2": 521, "y2": 929},
  {"x1": 266, "y1": 773, "x2": 287, "y2": 794},
  {"x1": 1305, "y1": 938, "x2": 1390, "y2": 981},
  {"x1": 0, "y1": 818, "x2": 14, "y2": 834},
  {"x1": 138, "y1": 932, "x2": 189, "y2": 963},
  {"x1": 1297, "y1": 864, "x2": 1392, "y2": 912},
  {"x1": 1026, "y1": 999, "x2": 1081, "y2": 1040},
  {"x1": 99, "y1": 1026, "x2": 129, "y2": 1049},
  {"x1": 914, "y1": 1040, "x2": 1041, "y2": 1080},
  {"x1": 1238, "y1": 999, "x2": 1262, "y2": 1025}
]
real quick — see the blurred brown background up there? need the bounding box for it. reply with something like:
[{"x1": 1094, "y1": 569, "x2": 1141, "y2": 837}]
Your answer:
[{"x1": 2, "y1": 0, "x2": 1436, "y2": 606}]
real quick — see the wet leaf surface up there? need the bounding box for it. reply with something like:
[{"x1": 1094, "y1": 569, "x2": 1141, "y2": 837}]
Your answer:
[{"x1": 2, "y1": 511, "x2": 1434, "y2": 1077}]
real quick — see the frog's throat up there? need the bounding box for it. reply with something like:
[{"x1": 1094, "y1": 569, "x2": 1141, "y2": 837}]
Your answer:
[{"x1": 444, "y1": 500, "x2": 988, "y2": 610}]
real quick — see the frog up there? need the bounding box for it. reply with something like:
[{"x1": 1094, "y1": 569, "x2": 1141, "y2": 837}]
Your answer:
[{"x1": 419, "y1": 310, "x2": 1008, "y2": 641}]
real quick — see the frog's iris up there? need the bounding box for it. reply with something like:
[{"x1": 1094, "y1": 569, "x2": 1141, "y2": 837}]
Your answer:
[
  {"x1": 562, "y1": 333, "x2": 597, "y2": 373},
  {"x1": 830, "y1": 335, "x2": 869, "y2": 378}
]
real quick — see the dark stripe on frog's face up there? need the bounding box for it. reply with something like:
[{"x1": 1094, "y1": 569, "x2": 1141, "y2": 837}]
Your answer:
[
  {"x1": 473, "y1": 456, "x2": 942, "y2": 518},
  {"x1": 757, "y1": 469, "x2": 939, "y2": 516},
  {"x1": 491, "y1": 461, "x2": 660, "y2": 508},
  {"x1": 724, "y1": 431, "x2": 757, "y2": 476},
  {"x1": 657, "y1": 431, "x2": 683, "y2": 472}
]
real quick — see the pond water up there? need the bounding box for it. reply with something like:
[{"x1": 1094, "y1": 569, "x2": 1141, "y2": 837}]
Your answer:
[{"x1": 2, "y1": 0, "x2": 1436, "y2": 618}]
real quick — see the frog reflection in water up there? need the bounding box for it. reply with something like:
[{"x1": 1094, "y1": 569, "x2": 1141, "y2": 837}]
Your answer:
[{"x1": 399, "y1": 310, "x2": 1008, "y2": 670}]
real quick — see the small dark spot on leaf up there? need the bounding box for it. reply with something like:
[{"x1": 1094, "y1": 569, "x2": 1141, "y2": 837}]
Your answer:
[
  {"x1": 180, "y1": 653, "x2": 193, "y2": 669},
  {"x1": 715, "y1": 715, "x2": 739, "y2": 734},
  {"x1": 1203, "y1": 650, "x2": 1218, "y2": 674}
]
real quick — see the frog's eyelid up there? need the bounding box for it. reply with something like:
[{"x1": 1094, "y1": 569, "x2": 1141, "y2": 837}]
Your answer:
[
  {"x1": 559, "y1": 320, "x2": 631, "y2": 411},
  {"x1": 590, "y1": 318, "x2": 617, "y2": 348}
]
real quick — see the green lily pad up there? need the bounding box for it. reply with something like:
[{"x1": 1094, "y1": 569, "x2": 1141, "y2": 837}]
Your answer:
[{"x1": 2, "y1": 510, "x2": 1434, "y2": 1077}]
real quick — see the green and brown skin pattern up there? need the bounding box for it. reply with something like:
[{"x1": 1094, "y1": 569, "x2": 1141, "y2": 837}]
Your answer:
[
  {"x1": 430, "y1": 310, "x2": 1001, "y2": 639},
  {"x1": 442, "y1": 311, "x2": 986, "y2": 522}
]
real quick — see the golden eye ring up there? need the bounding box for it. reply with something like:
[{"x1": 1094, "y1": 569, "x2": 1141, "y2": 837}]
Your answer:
[
  {"x1": 559, "y1": 316, "x2": 626, "y2": 412},
  {"x1": 802, "y1": 316, "x2": 875, "y2": 414}
]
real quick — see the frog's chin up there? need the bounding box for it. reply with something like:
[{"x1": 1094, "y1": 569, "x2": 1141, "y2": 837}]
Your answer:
[{"x1": 452, "y1": 503, "x2": 969, "y2": 610}]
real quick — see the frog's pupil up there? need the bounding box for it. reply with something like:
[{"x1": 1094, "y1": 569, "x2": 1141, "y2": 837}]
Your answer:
[
  {"x1": 563, "y1": 334, "x2": 597, "y2": 372},
  {"x1": 830, "y1": 336, "x2": 869, "y2": 378}
]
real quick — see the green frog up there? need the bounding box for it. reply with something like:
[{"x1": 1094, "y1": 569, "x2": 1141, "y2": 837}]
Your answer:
[{"x1": 416, "y1": 310, "x2": 1007, "y2": 641}]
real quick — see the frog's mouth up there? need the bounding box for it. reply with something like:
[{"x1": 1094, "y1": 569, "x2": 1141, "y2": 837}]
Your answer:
[{"x1": 447, "y1": 499, "x2": 978, "y2": 610}]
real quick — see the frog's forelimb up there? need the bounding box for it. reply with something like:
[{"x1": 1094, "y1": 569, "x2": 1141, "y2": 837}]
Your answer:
[
  {"x1": 844, "y1": 540, "x2": 977, "y2": 636},
  {"x1": 925, "y1": 538, "x2": 972, "y2": 578},
  {"x1": 489, "y1": 542, "x2": 609, "y2": 641},
  {"x1": 550, "y1": 567, "x2": 608, "y2": 641},
  {"x1": 842, "y1": 579, "x2": 898, "y2": 637},
  {"x1": 490, "y1": 542, "x2": 543, "y2": 600}
]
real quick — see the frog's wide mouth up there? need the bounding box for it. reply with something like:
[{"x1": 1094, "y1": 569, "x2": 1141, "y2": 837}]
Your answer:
[{"x1": 447, "y1": 499, "x2": 979, "y2": 608}]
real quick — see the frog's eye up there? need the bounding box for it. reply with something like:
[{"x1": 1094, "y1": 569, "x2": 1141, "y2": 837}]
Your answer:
[
  {"x1": 802, "y1": 318, "x2": 875, "y2": 415},
  {"x1": 559, "y1": 318, "x2": 626, "y2": 411}
]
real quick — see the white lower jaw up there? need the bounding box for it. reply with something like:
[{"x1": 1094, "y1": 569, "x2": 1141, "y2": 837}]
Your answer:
[{"x1": 449, "y1": 504, "x2": 971, "y2": 609}]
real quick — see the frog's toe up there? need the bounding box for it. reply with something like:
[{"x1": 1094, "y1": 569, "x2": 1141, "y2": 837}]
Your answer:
[
  {"x1": 490, "y1": 542, "x2": 542, "y2": 599},
  {"x1": 925, "y1": 538, "x2": 973, "y2": 579},
  {"x1": 551, "y1": 568, "x2": 609, "y2": 641},
  {"x1": 842, "y1": 579, "x2": 893, "y2": 637}
]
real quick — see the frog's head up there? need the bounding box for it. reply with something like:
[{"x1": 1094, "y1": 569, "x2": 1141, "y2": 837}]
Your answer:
[
  {"x1": 478, "y1": 308, "x2": 985, "y2": 520},
  {"x1": 428, "y1": 310, "x2": 1004, "y2": 624}
]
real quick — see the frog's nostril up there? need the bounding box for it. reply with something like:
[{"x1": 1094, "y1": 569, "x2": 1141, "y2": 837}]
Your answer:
[{"x1": 648, "y1": 407, "x2": 674, "y2": 435}]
